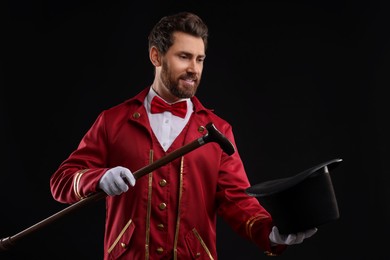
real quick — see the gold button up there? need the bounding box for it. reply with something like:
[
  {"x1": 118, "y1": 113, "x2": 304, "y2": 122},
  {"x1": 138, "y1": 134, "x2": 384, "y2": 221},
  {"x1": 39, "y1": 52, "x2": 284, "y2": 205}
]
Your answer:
[
  {"x1": 132, "y1": 112, "x2": 141, "y2": 119},
  {"x1": 195, "y1": 252, "x2": 201, "y2": 258},
  {"x1": 198, "y1": 125, "x2": 205, "y2": 133},
  {"x1": 159, "y1": 203, "x2": 167, "y2": 210},
  {"x1": 156, "y1": 247, "x2": 164, "y2": 254},
  {"x1": 121, "y1": 242, "x2": 127, "y2": 248},
  {"x1": 157, "y1": 223, "x2": 164, "y2": 230},
  {"x1": 159, "y1": 179, "x2": 167, "y2": 187}
]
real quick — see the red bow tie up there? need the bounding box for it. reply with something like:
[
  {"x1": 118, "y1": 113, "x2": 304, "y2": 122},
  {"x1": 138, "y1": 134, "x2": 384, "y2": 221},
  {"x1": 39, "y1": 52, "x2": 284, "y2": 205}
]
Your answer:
[{"x1": 150, "y1": 96, "x2": 187, "y2": 118}]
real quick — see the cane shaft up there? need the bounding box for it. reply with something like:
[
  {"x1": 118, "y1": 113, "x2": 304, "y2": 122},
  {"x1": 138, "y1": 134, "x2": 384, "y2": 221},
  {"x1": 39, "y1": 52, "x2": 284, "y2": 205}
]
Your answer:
[{"x1": 0, "y1": 122, "x2": 234, "y2": 251}]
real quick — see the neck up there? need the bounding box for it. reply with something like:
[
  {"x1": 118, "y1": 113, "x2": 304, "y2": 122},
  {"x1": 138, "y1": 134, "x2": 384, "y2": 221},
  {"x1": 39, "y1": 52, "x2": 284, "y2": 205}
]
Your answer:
[{"x1": 151, "y1": 83, "x2": 180, "y2": 104}]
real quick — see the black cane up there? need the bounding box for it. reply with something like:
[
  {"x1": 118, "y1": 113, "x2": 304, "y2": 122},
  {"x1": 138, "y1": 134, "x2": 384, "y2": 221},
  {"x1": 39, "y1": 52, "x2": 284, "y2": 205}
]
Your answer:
[{"x1": 0, "y1": 122, "x2": 235, "y2": 251}]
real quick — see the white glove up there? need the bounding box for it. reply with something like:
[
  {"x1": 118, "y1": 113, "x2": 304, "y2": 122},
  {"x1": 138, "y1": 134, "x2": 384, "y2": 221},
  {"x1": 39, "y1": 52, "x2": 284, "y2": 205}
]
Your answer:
[
  {"x1": 98, "y1": 166, "x2": 136, "y2": 196},
  {"x1": 269, "y1": 226, "x2": 318, "y2": 245}
]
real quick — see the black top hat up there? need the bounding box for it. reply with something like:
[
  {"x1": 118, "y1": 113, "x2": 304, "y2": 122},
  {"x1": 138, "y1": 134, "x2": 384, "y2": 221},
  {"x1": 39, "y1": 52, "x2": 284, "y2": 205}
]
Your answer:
[{"x1": 246, "y1": 158, "x2": 342, "y2": 234}]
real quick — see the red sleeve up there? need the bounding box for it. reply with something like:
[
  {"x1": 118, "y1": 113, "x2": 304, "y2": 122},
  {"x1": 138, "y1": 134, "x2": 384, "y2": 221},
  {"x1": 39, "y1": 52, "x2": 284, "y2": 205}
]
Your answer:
[{"x1": 214, "y1": 124, "x2": 288, "y2": 255}]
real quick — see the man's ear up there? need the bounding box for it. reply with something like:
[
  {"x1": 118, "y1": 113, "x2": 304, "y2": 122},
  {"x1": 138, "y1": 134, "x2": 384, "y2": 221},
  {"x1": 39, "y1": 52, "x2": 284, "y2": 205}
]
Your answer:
[{"x1": 149, "y1": 46, "x2": 161, "y2": 67}]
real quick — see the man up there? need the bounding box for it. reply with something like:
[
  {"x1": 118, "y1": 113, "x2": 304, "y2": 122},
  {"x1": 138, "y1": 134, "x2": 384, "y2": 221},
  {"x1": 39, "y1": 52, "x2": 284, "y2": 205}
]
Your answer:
[{"x1": 50, "y1": 11, "x2": 316, "y2": 259}]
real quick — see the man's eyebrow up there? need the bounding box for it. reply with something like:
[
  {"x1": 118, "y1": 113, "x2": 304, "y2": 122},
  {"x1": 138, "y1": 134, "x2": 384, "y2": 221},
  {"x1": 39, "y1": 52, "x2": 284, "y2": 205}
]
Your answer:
[{"x1": 178, "y1": 51, "x2": 206, "y2": 58}]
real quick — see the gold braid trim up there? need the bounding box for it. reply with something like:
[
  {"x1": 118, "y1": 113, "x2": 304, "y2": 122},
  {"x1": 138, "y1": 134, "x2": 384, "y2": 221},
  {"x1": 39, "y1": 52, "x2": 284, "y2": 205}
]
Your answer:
[
  {"x1": 173, "y1": 156, "x2": 184, "y2": 260},
  {"x1": 245, "y1": 214, "x2": 269, "y2": 240},
  {"x1": 145, "y1": 149, "x2": 154, "y2": 260},
  {"x1": 264, "y1": 251, "x2": 278, "y2": 256},
  {"x1": 192, "y1": 228, "x2": 214, "y2": 260},
  {"x1": 73, "y1": 169, "x2": 89, "y2": 200},
  {"x1": 107, "y1": 218, "x2": 133, "y2": 254}
]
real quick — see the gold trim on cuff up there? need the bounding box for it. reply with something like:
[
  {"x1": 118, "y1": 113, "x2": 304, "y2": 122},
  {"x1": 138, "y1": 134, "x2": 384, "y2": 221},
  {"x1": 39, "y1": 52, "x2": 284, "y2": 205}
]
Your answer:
[
  {"x1": 73, "y1": 169, "x2": 89, "y2": 200},
  {"x1": 245, "y1": 214, "x2": 269, "y2": 240},
  {"x1": 264, "y1": 250, "x2": 278, "y2": 256}
]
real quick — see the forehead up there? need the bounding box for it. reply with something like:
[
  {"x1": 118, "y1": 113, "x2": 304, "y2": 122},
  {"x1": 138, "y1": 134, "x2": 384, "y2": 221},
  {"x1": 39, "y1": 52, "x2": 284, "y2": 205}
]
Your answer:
[{"x1": 169, "y1": 31, "x2": 205, "y2": 56}]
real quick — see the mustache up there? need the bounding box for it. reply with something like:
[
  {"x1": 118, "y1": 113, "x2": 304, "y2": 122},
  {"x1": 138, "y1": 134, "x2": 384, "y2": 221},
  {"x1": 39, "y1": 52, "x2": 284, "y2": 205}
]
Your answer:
[{"x1": 180, "y1": 73, "x2": 198, "y2": 81}]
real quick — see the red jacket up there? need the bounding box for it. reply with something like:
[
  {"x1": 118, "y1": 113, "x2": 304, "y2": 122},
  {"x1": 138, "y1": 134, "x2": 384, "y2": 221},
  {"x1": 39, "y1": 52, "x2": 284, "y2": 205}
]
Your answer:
[{"x1": 50, "y1": 87, "x2": 286, "y2": 259}]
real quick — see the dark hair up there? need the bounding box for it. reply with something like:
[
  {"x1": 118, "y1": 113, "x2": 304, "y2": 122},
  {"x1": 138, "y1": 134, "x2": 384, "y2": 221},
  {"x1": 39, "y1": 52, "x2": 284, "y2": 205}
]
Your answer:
[{"x1": 148, "y1": 12, "x2": 208, "y2": 54}]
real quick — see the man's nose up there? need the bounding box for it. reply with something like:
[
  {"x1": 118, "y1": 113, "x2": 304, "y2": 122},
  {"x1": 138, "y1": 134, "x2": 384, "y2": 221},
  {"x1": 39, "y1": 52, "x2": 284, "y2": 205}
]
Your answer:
[{"x1": 186, "y1": 59, "x2": 201, "y2": 74}]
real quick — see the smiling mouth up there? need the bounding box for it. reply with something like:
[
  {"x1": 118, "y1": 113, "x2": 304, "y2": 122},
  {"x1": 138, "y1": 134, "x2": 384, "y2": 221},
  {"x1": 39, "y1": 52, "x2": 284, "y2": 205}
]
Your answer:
[{"x1": 181, "y1": 78, "x2": 196, "y2": 86}]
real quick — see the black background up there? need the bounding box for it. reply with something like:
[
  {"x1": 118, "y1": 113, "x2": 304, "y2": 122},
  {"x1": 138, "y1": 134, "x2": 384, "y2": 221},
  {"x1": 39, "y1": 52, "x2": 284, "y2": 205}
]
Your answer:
[{"x1": 1, "y1": 0, "x2": 389, "y2": 259}]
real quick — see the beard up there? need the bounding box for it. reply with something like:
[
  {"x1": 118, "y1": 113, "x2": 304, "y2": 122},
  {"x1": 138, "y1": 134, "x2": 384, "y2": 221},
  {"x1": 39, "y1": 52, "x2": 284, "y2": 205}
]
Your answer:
[{"x1": 160, "y1": 59, "x2": 200, "y2": 99}]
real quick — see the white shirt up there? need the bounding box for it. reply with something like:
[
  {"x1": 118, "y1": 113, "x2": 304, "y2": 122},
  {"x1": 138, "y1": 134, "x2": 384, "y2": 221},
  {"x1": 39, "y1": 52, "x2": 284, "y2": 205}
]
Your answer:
[{"x1": 144, "y1": 87, "x2": 193, "y2": 151}]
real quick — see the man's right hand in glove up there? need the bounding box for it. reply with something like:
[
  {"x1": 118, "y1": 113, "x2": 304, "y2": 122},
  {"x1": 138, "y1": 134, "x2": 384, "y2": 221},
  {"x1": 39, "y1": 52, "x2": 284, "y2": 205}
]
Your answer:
[
  {"x1": 269, "y1": 226, "x2": 318, "y2": 245},
  {"x1": 98, "y1": 166, "x2": 136, "y2": 196}
]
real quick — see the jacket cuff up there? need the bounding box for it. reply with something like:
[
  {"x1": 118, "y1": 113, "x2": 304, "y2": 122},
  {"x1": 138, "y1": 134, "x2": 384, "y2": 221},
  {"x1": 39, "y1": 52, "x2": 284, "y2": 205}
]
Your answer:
[
  {"x1": 264, "y1": 244, "x2": 287, "y2": 256},
  {"x1": 246, "y1": 215, "x2": 288, "y2": 256}
]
